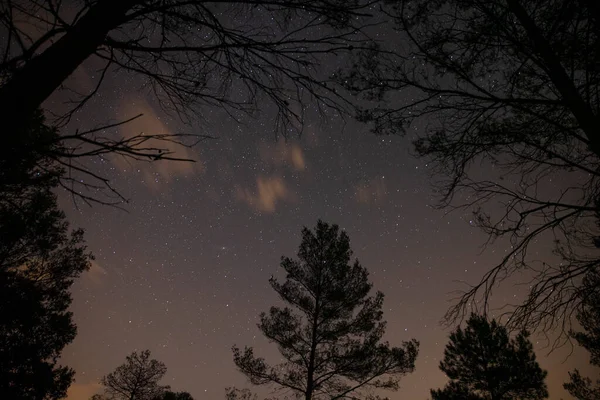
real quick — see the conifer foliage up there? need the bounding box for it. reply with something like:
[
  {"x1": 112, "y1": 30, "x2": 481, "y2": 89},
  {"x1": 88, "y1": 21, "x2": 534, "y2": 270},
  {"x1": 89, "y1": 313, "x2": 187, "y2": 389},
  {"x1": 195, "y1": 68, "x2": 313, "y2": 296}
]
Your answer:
[
  {"x1": 233, "y1": 220, "x2": 418, "y2": 400},
  {"x1": 98, "y1": 350, "x2": 169, "y2": 400},
  {"x1": 431, "y1": 314, "x2": 548, "y2": 400},
  {"x1": 0, "y1": 112, "x2": 91, "y2": 400}
]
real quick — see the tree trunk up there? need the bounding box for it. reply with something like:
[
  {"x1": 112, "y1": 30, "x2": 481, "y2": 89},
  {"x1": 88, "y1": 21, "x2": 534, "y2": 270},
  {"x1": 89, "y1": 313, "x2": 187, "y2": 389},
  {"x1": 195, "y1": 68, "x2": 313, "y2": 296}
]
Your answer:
[
  {"x1": 0, "y1": 0, "x2": 138, "y2": 134},
  {"x1": 305, "y1": 286, "x2": 321, "y2": 400},
  {"x1": 505, "y1": 0, "x2": 600, "y2": 157}
]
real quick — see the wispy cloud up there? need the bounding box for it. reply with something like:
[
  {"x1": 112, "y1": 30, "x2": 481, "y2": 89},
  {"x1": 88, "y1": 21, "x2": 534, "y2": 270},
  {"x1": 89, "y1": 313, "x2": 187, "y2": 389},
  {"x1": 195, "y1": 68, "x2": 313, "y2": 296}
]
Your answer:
[
  {"x1": 83, "y1": 260, "x2": 108, "y2": 285},
  {"x1": 113, "y1": 97, "x2": 202, "y2": 189},
  {"x1": 258, "y1": 141, "x2": 306, "y2": 171},
  {"x1": 235, "y1": 176, "x2": 292, "y2": 213},
  {"x1": 355, "y1": 177, "x2": 387, "y2": 204}
]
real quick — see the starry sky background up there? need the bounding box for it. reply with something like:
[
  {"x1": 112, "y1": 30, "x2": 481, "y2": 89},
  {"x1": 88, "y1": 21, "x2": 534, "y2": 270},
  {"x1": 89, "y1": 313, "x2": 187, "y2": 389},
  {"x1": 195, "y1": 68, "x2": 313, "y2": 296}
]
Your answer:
[
  {"x1": 25, "y1": 4, "x2": 594, "y2": 399},
  {"x1": 57, "y1": 95, "x2": 594, "y2": 400}
]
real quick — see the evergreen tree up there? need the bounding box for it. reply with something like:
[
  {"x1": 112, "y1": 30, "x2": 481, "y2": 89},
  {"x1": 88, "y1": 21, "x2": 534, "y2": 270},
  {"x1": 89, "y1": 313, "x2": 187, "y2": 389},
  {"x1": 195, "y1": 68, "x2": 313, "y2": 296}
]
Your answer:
[
  {"x1": 233, "y1": 220, "x2": 419, "y2": 400},
  {"x1": 0, "y1": 109, "x2": 63, "y2": 201},
  {"x1": 0, "y1": 113, "x2": 91, "y2": 399},
  {"x1": 225, "y1": 388, "x2": 257, "y2": 400},
  {"x1": 564, "y1": 271, "x2": 600, "y2": 400},
  {"x1": 431, "y1": 314, "x2": 548, "y2": 400},
  {"x1": 98, "y1": 350, "x2": 169, "y2": 400},
  {"x1": 154, "y1": 391, "x2": 195, "y2": 400}
]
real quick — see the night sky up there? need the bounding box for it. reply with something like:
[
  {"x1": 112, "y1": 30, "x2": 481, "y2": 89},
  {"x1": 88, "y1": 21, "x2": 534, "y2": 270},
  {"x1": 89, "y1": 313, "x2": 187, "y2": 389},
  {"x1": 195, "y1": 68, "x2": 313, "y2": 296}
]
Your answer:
[{"x1": 31, "y1": 9, "x2": 592, "y2": 400}]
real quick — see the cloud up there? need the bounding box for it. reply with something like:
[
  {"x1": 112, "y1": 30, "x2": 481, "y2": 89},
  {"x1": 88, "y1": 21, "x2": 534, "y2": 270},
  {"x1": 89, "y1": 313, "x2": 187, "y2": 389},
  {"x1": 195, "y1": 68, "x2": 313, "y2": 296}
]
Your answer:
[
  {"x1": 258, "y1": 141, "x2": 305, "y2": 171},
  {"x1": 113, "y1": 97, "x2": 202, "y2": 189},
  {"x1": 84, "y1": 260, "x2": 108, "y2": 285},
  {"x1": 355, "y1": 177, "x2": 387, "y2": 204},
  {"x1": 66, "y1": 382, "x2": 102, "y2": 399},
  {"x1": 236, "y1": 176, "x2": 291, "y2": 213}
]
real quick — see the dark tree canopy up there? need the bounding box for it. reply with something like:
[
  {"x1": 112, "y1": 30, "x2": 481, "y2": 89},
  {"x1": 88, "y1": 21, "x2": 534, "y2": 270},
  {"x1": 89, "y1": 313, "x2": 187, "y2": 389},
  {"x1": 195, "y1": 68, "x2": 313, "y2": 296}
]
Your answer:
[
  {"x1": 97, "y1": 350, "x2": 169, "y2": 400},
  {"x1": 431, "y1": 314, "x2": 548, "y2": 400},
  {"x1": 343, "y1": 0, "x2": 600, "y2": 338},
  {"x1": 233, "y1": 220, "x2": 419, "y2": 400},
  {"x1": 0, "y1": 108, "x2": 124, "y2": 206},
  {"x1": 225, "y1": 387, "x2": 257, "y2": 400},
  {"x1": 154, "y1": 391, "x2": 195, "y2": 400},
  {"x1": 0, "y1": 0, "x2": 375, "y2": 204},
  {"x1": 0, "y1": 113, "x2": 91, "y2": 399},
  {"x1": 0, "y1": 110, "x2": 62, "y2": 198},
  {"x1": 566, "y1": 373, "x2": 600, "y2": 400},
  {"x1": 564, "y1": 271, "x2": 600, "y2": 399},
  {"x1": 430, "y1": 381, "x2": 486, "y2": 400}
]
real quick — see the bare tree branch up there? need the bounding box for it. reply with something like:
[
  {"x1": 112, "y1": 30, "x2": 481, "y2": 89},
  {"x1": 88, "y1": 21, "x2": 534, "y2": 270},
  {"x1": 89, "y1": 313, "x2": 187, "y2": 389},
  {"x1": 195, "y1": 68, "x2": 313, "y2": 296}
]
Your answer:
[{"x1": 340, "y1": 0, "x2": 600, "y2": 344}]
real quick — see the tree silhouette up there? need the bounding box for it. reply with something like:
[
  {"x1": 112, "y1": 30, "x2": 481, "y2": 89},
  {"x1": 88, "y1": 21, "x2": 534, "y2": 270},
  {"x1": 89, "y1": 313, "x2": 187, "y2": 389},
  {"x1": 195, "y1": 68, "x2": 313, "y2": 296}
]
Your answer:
[
  {"x1": 0, "y1": 109, "x2": 61, "y2": 189},
  {"x1": 0, "y1": 108, "x2": 132, "y2": 206},
  {"x1": 0, "y1": 113, "x2": 91, "y2": 399},
  {"x1": 564, "y1": 270, "x2": 600, "y2": 399},
  {"x1": 431, "y1": 314, "x2": 548, "y2": 400},
  {"x1": 154, "y1": 391, "x2": 195, "y2": 400},
  {"x1": 233, "y1": 220, "x2": 419, "y2": 400},
  {"x1": 342, "y1": 0, "x2": 600, "y2": 337},
  {"x1": 225, "y1": 387, "x2": 257, "y2": 400},
  {"x1": 1, "y1": 0, "x2": 375, "y2": 203},
  {"x1": 0, "y1": 196, "x2": 86, "y2": 399},
  {"x1": 97, "y1": 350, "x2": 169, "y2": 400}
]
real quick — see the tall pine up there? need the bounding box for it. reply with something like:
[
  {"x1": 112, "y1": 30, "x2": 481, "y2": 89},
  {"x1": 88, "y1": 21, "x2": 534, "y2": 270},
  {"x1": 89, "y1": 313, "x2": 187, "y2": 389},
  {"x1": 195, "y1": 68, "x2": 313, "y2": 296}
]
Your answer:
[
  {"x1": 431, "y1": 314, "x2": 547, "y2": 400},
  {"x1": 0, "y1": 111, "x2": 91, "y2": 399},
  {"x1": 233, "y1": 221, "x2": 418, "y2": 400}
]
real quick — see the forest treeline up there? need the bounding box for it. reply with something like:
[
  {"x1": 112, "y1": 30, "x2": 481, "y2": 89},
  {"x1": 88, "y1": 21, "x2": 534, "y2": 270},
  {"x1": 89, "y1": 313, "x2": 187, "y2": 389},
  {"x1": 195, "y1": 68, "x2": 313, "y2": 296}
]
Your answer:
[{"x1": 1, "y1": 0, "x2": 599, "y2": 399}]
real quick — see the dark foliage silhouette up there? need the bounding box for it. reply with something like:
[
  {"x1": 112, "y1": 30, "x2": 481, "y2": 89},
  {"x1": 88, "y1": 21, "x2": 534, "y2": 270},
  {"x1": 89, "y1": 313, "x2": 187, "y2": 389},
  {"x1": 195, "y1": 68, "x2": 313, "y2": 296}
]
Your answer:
[
  {"x1": 96, "y1": 350, "x2": 169, "y2": 400},
  {"x1": 564, "y1": 271, "x2": 600, "y2": 399},
  {"x1": 342, "y1": 0, "x2": 600, "y2": 339},
  {"x1": 154, "y1": 390, "x2": 195, "y2": 400},
  {"x1": 1, "y1": 0, "x2": 375, "y2": 204},
  {"x1": 225, "y1": 387, "x2": 257, "y2": 400},
  {"x1": 0, "y1": 108, "x2": 136, "y2": 206},
  {"x1": 233, "y1": 220, "x2": 419, "y2": 400},
  {"x1": 431, "y1": 314, "x2": 548, "y2": 400},
  {"x1": 0, "y1": 114, "x2": 92, "y2": 399}
]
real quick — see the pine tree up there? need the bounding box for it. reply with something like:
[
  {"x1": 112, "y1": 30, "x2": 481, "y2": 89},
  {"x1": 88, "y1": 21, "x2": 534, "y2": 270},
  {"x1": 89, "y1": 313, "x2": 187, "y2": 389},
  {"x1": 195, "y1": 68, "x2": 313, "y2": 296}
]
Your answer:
[
  {"x1": 154, "y1": 391, "x2": 195, "y2": 400},
  {"x1": 98, "y1": 350, "x2": 169, "y2": 400},
  {"x1": 431, "y1": 314, "x2": 548, "y2": 400},
  {"x1": 233, "y1": 220, "x2": 418, "y2": 400},
  {"x1": 0, "y1": 112, "x2": 91, "y2": 400}
]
